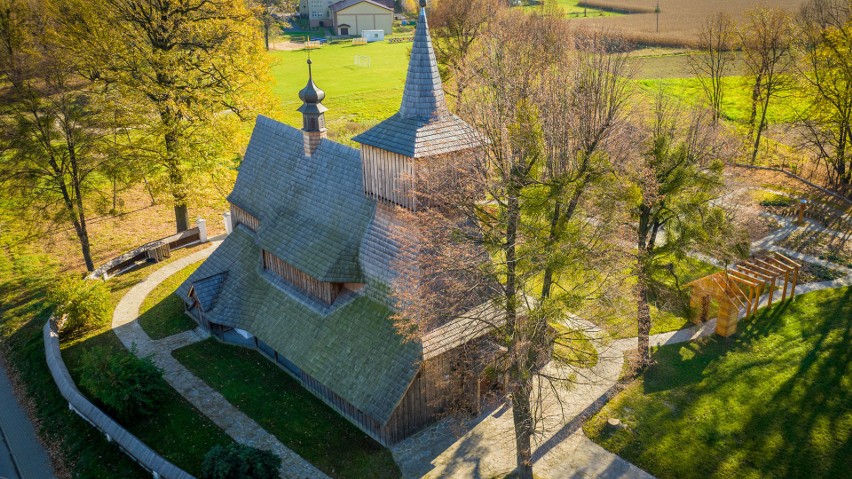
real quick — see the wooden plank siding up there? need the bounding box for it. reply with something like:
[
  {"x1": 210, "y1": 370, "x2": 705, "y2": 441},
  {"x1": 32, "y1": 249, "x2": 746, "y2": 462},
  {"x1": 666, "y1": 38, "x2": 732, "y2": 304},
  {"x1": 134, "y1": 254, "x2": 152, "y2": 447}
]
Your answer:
[
  {"x1": 261, "y1": 250, "x2": 342, "y2": 304},
  {"x1": 230, "y1": 203, "x2": 260, "y2": 232},
  {"x1": 361, "y1": 145, "x2": 415, "y2": 210}
]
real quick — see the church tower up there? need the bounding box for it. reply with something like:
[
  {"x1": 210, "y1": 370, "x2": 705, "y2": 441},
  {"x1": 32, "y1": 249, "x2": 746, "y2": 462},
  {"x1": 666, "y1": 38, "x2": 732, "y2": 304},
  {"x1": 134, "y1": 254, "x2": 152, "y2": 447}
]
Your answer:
[
  {"x1": 298, "y1": 59, "x2": 328, "y2": 157},
  {"x1": 353, "y1": 0, "x2": 479, "y2": 210}
]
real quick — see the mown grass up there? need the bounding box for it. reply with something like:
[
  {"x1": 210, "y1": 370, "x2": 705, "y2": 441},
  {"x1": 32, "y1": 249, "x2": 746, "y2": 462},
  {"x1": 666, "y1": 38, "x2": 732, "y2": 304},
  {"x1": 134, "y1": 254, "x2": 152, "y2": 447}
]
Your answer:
[
  {"x1": 636, "y1": 76, "x2": 807, "y2": 126},
  {"x1": 59, "y1": 245, "x2": 235, "y2": 476},
  {"x1": 269, "y1": 41, "x2": 410, "y2": 142},
  {"x1": 173, "y1": 338, "x2": 402, "y2": 479},
  {"x1": 552, "y1": 322, "x2": 599, "y2": 368},
  {"x1": 0, "y1": 239, "x2": 148, "y2": 478},
  {"x1": 138, "y1": 261, "x2": 202, "y2": 339},
  {"x1": 520, "y1": 0, "x2": 618, "y2": 17},
  {"x1": 0, "y1": 232, "x2": 233, "y2": 478},
  {"x1": 584, "y1": 286, "x2": 852, "y2": 479}
]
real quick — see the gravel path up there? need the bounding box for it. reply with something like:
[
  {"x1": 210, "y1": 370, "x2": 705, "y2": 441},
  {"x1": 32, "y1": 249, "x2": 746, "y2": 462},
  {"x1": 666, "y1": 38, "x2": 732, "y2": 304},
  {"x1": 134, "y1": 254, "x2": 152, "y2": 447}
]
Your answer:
[{"x1": 110, "y1": 240, "x2": 329, "y2": 479}]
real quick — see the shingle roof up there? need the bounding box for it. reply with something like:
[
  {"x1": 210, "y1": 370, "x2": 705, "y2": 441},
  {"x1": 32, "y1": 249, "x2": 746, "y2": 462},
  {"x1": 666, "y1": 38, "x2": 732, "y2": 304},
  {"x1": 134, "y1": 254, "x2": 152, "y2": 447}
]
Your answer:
[
  {"x1": 189, "y1": 272, "x2": 228, "y2": 312},
  {"x1": 352, "y1": 5, "x2": 480, "y2": 158},
  {"x1": 227, "y1": 116, "x2": 375, "y2": 282},
  {"x1": 330, "y1": 0, "x2": 392, "y2": 13},
  {"x1": 178, "y1": 228, "x2": 422, "y2": 425}
]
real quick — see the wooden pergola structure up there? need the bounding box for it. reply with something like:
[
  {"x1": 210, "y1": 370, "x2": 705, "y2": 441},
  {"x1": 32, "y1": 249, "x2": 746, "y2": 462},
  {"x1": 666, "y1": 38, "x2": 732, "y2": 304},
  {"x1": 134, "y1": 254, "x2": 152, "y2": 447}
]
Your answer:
[{"x1": 686, "y1": 252, "x2": 802, "y2": 337}]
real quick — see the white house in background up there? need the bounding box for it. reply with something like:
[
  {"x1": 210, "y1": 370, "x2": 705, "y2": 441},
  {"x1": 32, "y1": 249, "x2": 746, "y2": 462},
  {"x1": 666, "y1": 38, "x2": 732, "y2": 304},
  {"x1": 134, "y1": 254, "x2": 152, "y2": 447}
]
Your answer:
[
  {"x1": 332, "y1": 0, "x2": 393, "y2": 36},
  {"x1": 301, "y1": 0, "x2": 394, "y2": 31}
]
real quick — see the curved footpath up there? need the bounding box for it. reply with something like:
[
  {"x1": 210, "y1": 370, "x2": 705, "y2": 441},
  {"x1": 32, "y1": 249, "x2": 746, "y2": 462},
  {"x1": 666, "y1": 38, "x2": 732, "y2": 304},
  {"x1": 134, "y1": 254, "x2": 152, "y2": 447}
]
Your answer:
[
  {"x1": 111, "y1": 240, "x2": 329, "y2": 479},
  {"x1": 111, "y1": 224, "x2": 852, "y2": 479}
]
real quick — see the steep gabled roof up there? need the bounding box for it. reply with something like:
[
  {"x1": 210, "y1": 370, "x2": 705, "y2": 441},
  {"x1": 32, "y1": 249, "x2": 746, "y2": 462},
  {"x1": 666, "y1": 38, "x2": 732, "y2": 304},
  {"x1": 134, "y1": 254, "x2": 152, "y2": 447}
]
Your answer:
[
  {"x1": 177, "y1": 228, "x2": 422, "y2": 425},
  {"x1": 228, "y1": 116, "x2": 375, "y2": 282},
  {"x1": 188, "y1": 272, "x2": 228, "y2": 312},
  {"x1": 353, "y1": 3, "x2": 480, "y2": 158}
]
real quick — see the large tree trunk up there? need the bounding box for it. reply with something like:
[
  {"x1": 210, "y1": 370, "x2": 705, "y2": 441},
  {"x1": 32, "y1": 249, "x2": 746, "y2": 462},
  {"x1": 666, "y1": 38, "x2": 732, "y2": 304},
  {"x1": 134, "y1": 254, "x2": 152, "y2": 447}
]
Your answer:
[
  {"x1": 636, "y1": 262, "x2": 652, "y2": 367},
  {"x1": 162, "y1": 111, "x2": 190, "y2": 232},
  {"x1": 636, "y1": 205, "x2": 653, "y2": 368},
  {"x1": 510, "y1": 376, "x2": 534, "y2": 479}
]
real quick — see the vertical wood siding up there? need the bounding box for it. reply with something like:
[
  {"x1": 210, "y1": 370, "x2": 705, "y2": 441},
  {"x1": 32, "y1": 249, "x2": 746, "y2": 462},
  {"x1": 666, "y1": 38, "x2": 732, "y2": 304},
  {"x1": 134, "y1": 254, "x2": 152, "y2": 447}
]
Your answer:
[
  {"x1": 361, "y1": 145, "x2": 415, "y2": 209},
  {"x1": 230, "y1": 203, "x2": 260, "y2": 232},
  {"x1": 262, "y1": 250, "x2": 342, "y2": 304}
]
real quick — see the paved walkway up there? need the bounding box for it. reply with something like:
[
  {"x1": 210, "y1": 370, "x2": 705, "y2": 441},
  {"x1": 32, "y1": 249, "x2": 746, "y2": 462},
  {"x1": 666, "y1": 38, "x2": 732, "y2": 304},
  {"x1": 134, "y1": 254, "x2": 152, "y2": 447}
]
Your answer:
[
  {"x1": 0, "y1": 360, "x2": 55, "y2": 479},
  {"x1": 111, "y1": 241, "x2": 329, "y2": 479},
  {"x1": 392, "y1": 217, "x2": 852, "y2": 479},
  {"x1": 111, "y1": 213, "x2": 851, "y2": 479}
]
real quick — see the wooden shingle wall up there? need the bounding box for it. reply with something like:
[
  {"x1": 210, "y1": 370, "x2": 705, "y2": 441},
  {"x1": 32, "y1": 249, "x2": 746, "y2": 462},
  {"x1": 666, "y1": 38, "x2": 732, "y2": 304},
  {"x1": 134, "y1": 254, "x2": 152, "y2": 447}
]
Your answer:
[
  {"x1": 262, "y1": 250, "x2": 342, "y2": 304},
  {"x1": 361, "y1": 145, "x2": 415, "y2": 209},
  {"x1": 230, "y1": 203, "x2": 260, "y2": 232}
]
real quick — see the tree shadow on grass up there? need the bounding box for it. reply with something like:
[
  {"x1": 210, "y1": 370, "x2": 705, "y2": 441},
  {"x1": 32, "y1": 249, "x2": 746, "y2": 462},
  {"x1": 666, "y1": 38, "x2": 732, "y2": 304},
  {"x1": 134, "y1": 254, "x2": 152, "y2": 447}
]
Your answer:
[
  {"x1": 734, "y1": 288, "x2": 852, "y2": 478},
  {"x1": 643, "y1": 299, "x2": 793, "y2": 395}
]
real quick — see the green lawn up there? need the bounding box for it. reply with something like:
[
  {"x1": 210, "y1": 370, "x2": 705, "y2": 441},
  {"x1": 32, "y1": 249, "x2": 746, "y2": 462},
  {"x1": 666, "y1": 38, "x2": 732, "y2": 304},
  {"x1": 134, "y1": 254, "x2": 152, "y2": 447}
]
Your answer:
[
  {"x1": 636, "y1": 76, "x2": 807, "y2": 126},
  {"x1": 60, "y1": 247, "x2": 236, "y2": 476},
  {"x1": 520, "y1": 0, "x2": 618, "y2": 17},
  {"x1": 584, "y1": 286, "x2": 852, "y2": 479},
  {"x1": 173, "y1": 339, "x2": 401, "y2": 479},
  {"x1": 0, "y1": 241, "x2": 148, "y2": 478},
  {"x1": 269, "y1": 41, "x2": 410, "y2": 143},
  {"x1": 138, "y1": 261, "x2": 201, "y2": 339}
]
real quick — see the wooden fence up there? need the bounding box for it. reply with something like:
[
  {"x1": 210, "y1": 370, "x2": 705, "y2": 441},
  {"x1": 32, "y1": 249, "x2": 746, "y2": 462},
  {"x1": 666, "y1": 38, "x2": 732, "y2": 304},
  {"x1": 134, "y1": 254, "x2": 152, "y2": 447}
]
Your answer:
[
  {"x1": 88, "y1": 227, "x2": 203, "y2": 280},
  {"x1": 43, "y1": 318, "x2": 196, "y2": 479}
]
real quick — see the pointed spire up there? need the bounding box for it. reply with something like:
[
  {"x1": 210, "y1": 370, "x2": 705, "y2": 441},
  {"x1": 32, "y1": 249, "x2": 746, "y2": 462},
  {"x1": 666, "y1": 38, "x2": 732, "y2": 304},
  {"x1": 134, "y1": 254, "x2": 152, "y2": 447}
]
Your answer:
[{"x1": 398, "y1": 0, "x2": 448, "y2": 120}]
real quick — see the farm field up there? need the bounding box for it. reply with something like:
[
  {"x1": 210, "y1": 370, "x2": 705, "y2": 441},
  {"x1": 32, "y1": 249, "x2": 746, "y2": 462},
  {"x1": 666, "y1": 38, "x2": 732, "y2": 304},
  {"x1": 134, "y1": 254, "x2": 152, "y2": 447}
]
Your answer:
[
  {"x1": 520, "y1": 0, "x2": 618, "y2": 17},
  {"x1": 584, "y1": 286, "x2": 852, "y2": 479},
  {"x1": 579, "y1": 0, "x2": 807, "y2": 47}
]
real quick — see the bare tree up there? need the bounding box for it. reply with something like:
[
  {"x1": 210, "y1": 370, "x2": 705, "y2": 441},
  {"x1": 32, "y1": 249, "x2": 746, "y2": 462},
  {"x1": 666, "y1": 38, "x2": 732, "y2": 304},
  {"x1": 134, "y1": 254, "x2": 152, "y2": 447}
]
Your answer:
[
  {"x1": 392, "y1": 12, "x2": 626, "y2": 478},
  {"x1": 796, "y1": 0, "x2": 852, "y2": 195},
  {"x1": 739, "y1": 7, "x2": 795, "y2": 164},
  {"x1": 688, "y1": 13, "x2": 735, "y2": 124},
  {"x1": 430, "y1": 0, "x2": 504, "y2": 101}
]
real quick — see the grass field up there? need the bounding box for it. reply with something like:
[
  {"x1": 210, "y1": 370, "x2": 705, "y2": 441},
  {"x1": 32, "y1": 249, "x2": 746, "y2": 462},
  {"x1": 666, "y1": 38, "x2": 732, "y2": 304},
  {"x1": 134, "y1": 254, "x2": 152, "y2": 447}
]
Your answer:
[
  {"x1": 521, "y1": 0, "x2": 618, "y2": 17},
  {"x1": 60, "y1": 244, "x2": 235, "y2": 476},
  {"x1": 138, "y1": 260, "x2": 201, "y2": 339},
  {"x1": 173, "y1": 338, "x2": 401, "y2": 479},
  {"x1": 269, "y1": 41, "x2": 410, "y2": 143},
  {"x1": 584, "y1": 286, "x2": 852, "y2": 479}
]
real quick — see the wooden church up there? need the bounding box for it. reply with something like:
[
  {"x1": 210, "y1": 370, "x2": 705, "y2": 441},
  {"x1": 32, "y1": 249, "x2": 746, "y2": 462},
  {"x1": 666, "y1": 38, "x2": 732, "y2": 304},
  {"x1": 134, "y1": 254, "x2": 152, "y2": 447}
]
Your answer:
[{"x1": 178, "y1": 0, "x2": 495, "y2": 446}]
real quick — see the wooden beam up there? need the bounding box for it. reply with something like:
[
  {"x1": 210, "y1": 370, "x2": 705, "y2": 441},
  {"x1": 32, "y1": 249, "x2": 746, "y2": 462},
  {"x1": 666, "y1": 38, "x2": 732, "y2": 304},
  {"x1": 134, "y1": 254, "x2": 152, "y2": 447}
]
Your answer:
[
  {"x1": 772, "y1": 251, "x2": 803, "y2": 269},
  {"x1": 753, "y1": 258, "x2": 786, "y2": 275},
  {"x1": 727, "y1": 270, "x2": 761, "y2": 287},
  {"x1": 735, "y1": 265, "x2": 773, "y2": 281}
]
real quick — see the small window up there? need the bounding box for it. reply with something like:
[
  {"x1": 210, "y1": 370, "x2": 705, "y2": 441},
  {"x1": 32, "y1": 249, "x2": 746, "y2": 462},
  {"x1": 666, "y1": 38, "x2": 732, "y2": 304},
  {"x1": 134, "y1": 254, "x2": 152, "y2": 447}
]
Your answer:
[{"x1": 309, "y1": 117, "x2": 318, "y2": 130}]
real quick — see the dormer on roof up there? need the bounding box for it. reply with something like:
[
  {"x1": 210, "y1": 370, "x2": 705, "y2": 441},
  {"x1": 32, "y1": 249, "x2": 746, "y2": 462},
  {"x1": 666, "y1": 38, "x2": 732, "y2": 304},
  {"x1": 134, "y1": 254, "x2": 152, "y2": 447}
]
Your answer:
[
  {"x1": 298, "y1": 58, "x2": 328, "y2": 157},
  {"x1": 353, "y1": 0, "x2": 480, "y2": 209}
]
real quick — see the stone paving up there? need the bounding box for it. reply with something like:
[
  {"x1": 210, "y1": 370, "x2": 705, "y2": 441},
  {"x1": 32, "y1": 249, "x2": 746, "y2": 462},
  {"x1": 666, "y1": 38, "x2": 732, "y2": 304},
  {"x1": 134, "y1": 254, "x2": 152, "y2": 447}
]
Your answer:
[
  {"x1": 111, "y1": 240, "x2": 329, "y2": 479},
  {"x1": 0, "y1": 359, "x2": 56, "y2": 479},
  {"x1": 110, "y1": 210, "x2": 851, "y2": 479},
  {"x1": 391, "y1": 215, "x2": 852, "y2": 479}
]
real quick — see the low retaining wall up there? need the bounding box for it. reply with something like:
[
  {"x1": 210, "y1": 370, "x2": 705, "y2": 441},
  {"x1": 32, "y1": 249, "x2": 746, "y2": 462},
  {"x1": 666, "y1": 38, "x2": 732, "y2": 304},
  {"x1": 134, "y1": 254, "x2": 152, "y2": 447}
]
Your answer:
[
  {"x1": 43, "y1": 319, "x2": 196, "y2": 479},
  {"x1": 89, "y1": 225, "x2": 205, "y2": 280}
]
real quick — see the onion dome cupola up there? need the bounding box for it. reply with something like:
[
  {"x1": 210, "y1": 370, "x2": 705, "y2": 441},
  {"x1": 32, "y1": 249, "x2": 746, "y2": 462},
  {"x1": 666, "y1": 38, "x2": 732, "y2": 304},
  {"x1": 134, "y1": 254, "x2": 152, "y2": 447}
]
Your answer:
[{"x1": 298, "y1": 59, "x2": 328, "y2": 157}]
